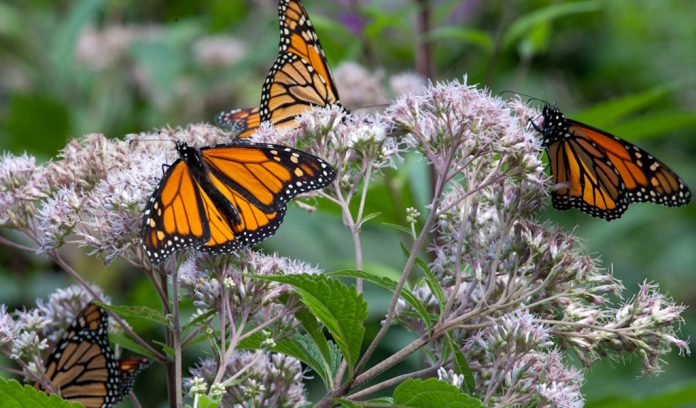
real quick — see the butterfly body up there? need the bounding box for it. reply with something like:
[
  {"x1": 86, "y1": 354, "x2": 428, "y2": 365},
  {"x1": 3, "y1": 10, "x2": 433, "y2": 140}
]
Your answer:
[
  {"x1": 39, "y1": 303, "x2": 150, "y2": 408},
  {"x1": 142, "y1": 141, "x2": 336, "y2": 263},
  {"x1": 535, "y1": 104, "x2": 691, "y2": 220}
]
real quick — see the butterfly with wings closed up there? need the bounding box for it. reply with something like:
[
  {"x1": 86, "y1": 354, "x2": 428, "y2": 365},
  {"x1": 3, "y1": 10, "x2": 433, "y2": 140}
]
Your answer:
[
  {"x1": 215, "y1": 0, "x2": 346, "y2": 136},
  {"x1": 141, "y1": 140, "x2": 336, "y2": 263},
  {"x1": 37, "y1": 303, "x2": 150, "y2": 408},
  {"x1": 533, "y1": 104, "x2": 691, "y2": 220}
]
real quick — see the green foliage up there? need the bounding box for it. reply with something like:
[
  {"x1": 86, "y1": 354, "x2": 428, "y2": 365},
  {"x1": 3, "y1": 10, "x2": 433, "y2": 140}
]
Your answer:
[
  {"x1": 250, "y1": 274, "x2": 367, "y2": 372},
  {"x1": 446, "y1": 336, "x2": 475, "y2": 394},
  {"x1": 503, "y1": 1, "x2": 602, "y2": 48},
  {"x1": 1, "y1": 1, "x2": 695, "y2": 406},
  {"x1": 5, "y1": 94, "x2": 70, "y2": 156},
  {"x1": 109, "y1": 331, "x2": 156, "y2": 359},
  {"x1": 0, "y1": 378, "x2": 82, "y2": 408},
  {"x1": 97, "y1": 303, "x2": 169, "y2": 327},
  {"x1": 586, "y1": 380, "x2": 696, "y2": 408},
  {"x1": 274, "y1": 333, "x2": 342, "y2": 389},
  {"x1": 186, "y1": 394, "x2": 222, "y2": 408},
  {"x1": 391, "y1": 378, "x2": 483, "y2": 408},
  {"x1": 328, "y1": 269, "x2": 434, "y2": 330}
]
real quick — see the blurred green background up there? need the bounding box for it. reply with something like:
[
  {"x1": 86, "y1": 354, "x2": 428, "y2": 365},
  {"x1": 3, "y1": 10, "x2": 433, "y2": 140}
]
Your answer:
[{"x1": 1, "y1": 0, "x2": 695, "y2": 406}]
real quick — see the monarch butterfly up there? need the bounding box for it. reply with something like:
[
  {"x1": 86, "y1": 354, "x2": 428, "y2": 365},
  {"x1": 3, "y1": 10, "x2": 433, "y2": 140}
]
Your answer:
[
  {"x1": 141, "y1": 140, "x2": 336, "y2": 263},
  {"x1": 216, "y1": 0, "x2": 345, "y2": 136},
  {"x1": 533, "y1": 104, "x2": 692, "y2": 220},
  {"x1": 38, "y1": 303, "x2": 150, "y2": 408}
]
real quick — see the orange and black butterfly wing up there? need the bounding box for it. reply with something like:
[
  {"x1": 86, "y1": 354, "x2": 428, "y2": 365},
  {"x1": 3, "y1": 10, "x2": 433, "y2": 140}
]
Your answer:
[
  {"x1": 41, "y1": 303, "x2": 149, "y2": 408},
  {"x1": 142, "y1": 160, "x2": 211, "y2": 264},
  {"x1": 545, "y1": 135, "x2": 629, "y2": 220},
  {"x1": 260, "y1": 0, "x2": 344, "y2": 126},
  {"x1": 567, "y1": 119, "x2": 692, "y2": 208},
  {"x1": 41, "y1": 303, "x2": 118, "y2": 408},
  {"x1": 539, "y1": 104, "x2": 691, "y2": 220},
  {"x1": 215, "y1": 107, "x2": 261, "y2": 138},
  {"x1": 117, "y1": 357, "x2": 151, "y2": 398},
  {"x1": 197, "y1": 142, "x2": 336, "y2": 253}
]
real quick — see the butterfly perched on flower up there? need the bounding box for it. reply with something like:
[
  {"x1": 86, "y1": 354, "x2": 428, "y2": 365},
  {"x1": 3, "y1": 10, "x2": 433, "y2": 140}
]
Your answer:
[
  {"x1": 215, "y1": 0, "x2": 346, "y2": 137},
  {"x1": 37, "y1": 303, "x2": 150, "y2": 408},
  {"x1": 533, "y1": 104, "x2": 691, "y2": 220},
  {"x1": 141, "y1": 140, "x2": 336, "y2": 263}
]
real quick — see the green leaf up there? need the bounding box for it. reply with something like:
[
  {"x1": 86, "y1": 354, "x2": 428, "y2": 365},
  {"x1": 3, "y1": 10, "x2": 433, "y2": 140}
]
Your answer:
[
  {"x1": 295, "y1": 308, "x2": 332, "y2": 368},
  {"x1": 97, "y1": 303, "x2": 169, "y2": 328},
  {"x1": 586, "y1": 380, "x2": 696, "y2": 408},
  {"x1": 328, "y1": 269, "x2": 434, "y2": 331},
  {"x1": 447, "y1": 335, "x2": 475, "y2": 394},
  {"x1": 600, "y1": 111, "x2": 696, "y2": 142},
  {"x1": 517, "y1": 21, "x2": 550, "y2": 58},
  {"x1": 109, "y1": 332, "x2": 156, "y2": 360},
  {"x1": 237, "y1": 330, "x2": 265, "y2": 350},
  {"x1": 250, "y1": 274, "x2": 367, "y2": 371},
  {"x1": 153, "y1": 340, "x2": 175, "y2": 358},
  {"x1": 274, "y1": 334, "x2": 334, "y2": 389},
  {"x1": 0, "y1": 378, "x2": 82, "y2": 408},
  {"x1": 382, "y1": 222, "x2": 414, "y2": 235},
  {"x1": 5, "y1": 94, "x2": 70, "y2": 155},
  {"x1": 196, "y1": 394, "x2": 223, "y2": 408},
  {"x1": 400, "y1": 242, "x2": 446, "y2": 317},
  {"x1": 335, "y1": 398, "x2": 401, "y2": 408},
  {"x1": 182, "y1": 309, "x2": 216, "y2": 333},
  {"x1": 571, "y1": 83, "x2": 683, "y2": 127},
  {"x1": 335, "y1": 398, "x2": 362, "y2": 408},
  {"x1": 51, "y1": 0, "x2": 105, "y2": 87},
  {"x1": 425, "y1": 27, "x2": 493, "y2": 53},
  {"x1": 503, "y1": 1, "x2": 602, "y2": 49},
  {"x1": 359, "y1": 212, "x2": 383, "y2": 228},
  {"x1": 393, "y1": 378, "x2": 484, "y2": 408},
  {"x1": 414, "y1": 257, "x2": 445, "y2": 317}
]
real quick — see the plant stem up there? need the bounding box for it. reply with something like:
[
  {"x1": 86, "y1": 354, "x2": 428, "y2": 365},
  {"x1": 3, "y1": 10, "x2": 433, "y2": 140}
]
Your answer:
[
  {"x1": 354, "y1": 166, "x2": 445, "y2": 376},
  {"x1": 414, "y1": 0, "x2": 434, "y2": 79},
  {"x1": 171, "y1": 266, "x2": 183, "y2": 408},
  {"x1": 348, "y1": 363, "x2": 443, "y2": 400}
]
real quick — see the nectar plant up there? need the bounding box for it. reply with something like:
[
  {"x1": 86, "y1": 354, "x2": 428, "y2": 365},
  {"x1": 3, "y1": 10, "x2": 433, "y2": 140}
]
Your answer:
[{"x1": 0, "y1": 73, "x2": 688, "y2": 408}]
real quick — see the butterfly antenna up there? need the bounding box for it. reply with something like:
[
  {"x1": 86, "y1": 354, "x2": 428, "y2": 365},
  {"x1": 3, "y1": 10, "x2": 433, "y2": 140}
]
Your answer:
[
  {"x1": 499, "y1": 90, "x2": 550, "y2": 106},
  {"x1": 127, "y1": 132, "x2": 177, "y2": 146}
]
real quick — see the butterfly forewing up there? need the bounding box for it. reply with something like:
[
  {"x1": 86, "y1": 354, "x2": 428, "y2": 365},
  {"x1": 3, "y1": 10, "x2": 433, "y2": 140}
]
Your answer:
[
  {"x1": 569, "y1": 120, "x2": 692, "y2": 207},
  {"x1": 201, "y1": 143, "x2": 336, "y2": 202},
  {"x1": 142, "y1": 160, "x2": 210, "y2": 263}
]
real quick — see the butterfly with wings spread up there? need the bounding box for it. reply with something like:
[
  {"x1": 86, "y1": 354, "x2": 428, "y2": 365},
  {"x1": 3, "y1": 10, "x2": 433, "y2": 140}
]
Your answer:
[{"x1": 141, "y1": 140, "x2": 336, "y2": 264}]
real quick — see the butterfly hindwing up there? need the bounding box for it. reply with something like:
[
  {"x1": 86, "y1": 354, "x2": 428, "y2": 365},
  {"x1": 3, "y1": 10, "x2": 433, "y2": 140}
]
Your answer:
[
  {"x1": 539, "y1": 104, "x2": 691, "y2": 220},
  {"x1": 214, "y1": 107, "x2": 261, "y2": 138},
  {"x1": 545, "y1": 132, "x2": 628, "y2": 219}
]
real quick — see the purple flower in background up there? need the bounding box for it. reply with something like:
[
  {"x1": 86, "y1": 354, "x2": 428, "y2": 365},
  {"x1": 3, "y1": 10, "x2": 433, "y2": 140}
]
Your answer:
[{"x1": 339, "y1": 12, "x2": 366, "y2": 37}]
